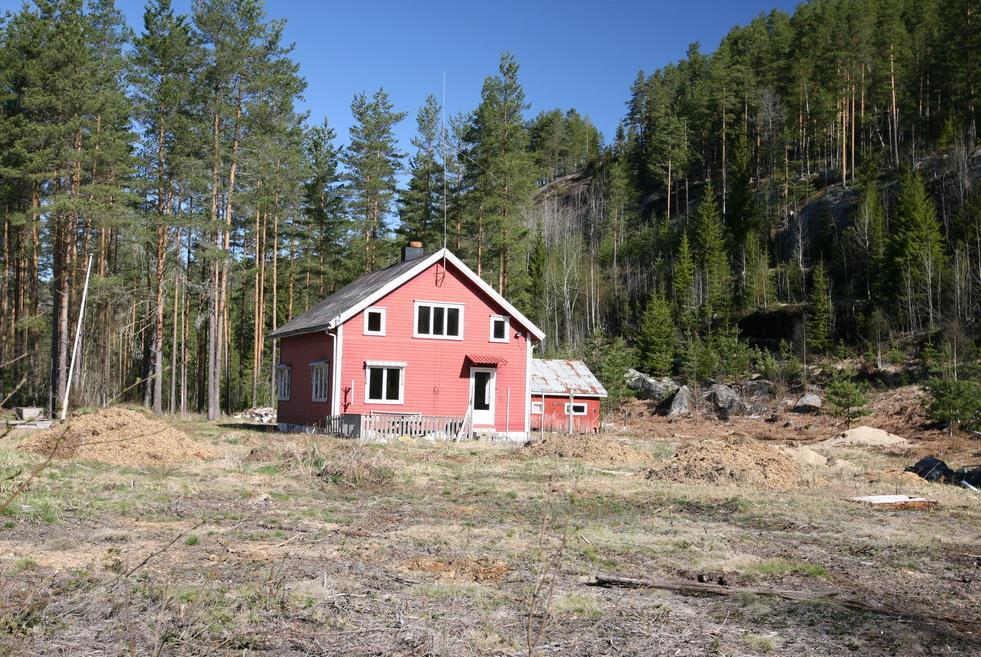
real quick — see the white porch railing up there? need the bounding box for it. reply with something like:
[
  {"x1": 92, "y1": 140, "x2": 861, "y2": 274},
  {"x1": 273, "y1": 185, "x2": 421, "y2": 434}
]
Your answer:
[{"x1": 322, "y1": 412, "x2": 471, "y2": 442}]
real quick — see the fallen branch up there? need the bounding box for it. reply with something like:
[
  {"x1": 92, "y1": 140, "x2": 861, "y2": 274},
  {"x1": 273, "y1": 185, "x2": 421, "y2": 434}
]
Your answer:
[{"x1": 585, "y1": 574, "x2": 980, "y2": 631}]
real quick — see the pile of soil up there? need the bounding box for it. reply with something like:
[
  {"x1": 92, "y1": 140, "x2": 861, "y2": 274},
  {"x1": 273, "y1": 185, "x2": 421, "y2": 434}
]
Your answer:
[
  {"x1": 407, "y1": 556, "x2": 510, "y2": 583},
  {"x1": 646, "y1": 437, "x2": 800, "y2": 490},
  {"x1": 20, "y1": 407, "x2": 216, "y2": 466},
  {"x1": 525, "y1": 434, "x2": 650, "y2": 465},
  {"x1": 817, "y1": 425, "x2": 909, "y2": 449}
]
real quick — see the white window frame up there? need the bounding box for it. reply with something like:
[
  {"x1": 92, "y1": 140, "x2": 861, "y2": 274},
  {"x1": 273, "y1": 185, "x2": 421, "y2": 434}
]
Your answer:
[
  {"x1": 489, "y1": 315, "x2": 509, "y2": 343},
  {"x1": 413, "y1": 300, "x2": 464, "y2": 340},
  {"x1": 275, "y1": 364, "x2": 291, "y2": 401},
  {"x1": 311, "y1": 361, "x2": 329, "y2": 402},
  {"x1": 364, "y1": 360, "x2": 406, "y2": 404},
  {"x1": 531, "y1": 401, "x2": 544, "y2": 415},
  {"x1": 564, "y1": 402, "x2": 588, "y2": 416},
  {"x1": 363, "y1": 307, "x2": 386, "y2": 336}
]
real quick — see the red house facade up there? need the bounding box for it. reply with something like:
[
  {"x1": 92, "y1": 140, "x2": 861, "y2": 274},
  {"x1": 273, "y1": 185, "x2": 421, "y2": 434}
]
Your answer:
[
  {"x1": 269, "y1": 247, "x2": 545, "y2": 440},
  {"x1": 530, "y1": 359, "x2": 608, "y2": 433}
]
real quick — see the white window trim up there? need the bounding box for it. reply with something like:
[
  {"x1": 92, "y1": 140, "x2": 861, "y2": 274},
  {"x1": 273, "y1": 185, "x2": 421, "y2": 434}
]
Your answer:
[
  {"x1": 363, "y1": 307, "x2": 386, "y2": 336},
  {"x1": 531, "y1": 401, "x2": 544, "y2": 415},
  {"x1": 311, "y1": 360, "x2": 329, "y2": 402},
  {"x1": 489, "y1": 315, "x2": 510, "y2": 343},
  {"x1": 413, "y1": 300, "x2": 465, "y2": 340},
  {"x1": 564, "y1": 402, "x2": 588, "y2": 416},
  {"x1": 364, "y1": 363, "x2": 405, "y2": 404},
  {"x1": 276, "y1": 364, "x2": 291, "y2": 401}
]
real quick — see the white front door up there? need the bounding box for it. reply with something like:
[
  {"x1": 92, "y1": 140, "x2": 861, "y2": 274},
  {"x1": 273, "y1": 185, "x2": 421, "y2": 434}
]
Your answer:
[{"x1": 469, "y1": 367, "x2": 496, "y2": 426}]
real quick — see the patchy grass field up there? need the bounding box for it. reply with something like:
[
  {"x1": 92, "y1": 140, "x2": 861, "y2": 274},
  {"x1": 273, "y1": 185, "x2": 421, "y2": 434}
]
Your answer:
[{"x1": 1, "y1": 405, "x2": 979, "y2": 656}]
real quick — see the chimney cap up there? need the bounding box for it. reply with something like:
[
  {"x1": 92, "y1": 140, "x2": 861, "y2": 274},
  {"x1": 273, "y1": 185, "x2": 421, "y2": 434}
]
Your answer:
[{"x1": 409, "y1": 240, "x2": 423, "y2": 248}]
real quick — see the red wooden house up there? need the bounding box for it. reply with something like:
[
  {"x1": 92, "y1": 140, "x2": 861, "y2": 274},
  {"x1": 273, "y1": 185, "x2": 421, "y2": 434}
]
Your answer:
[
  {"x1": 269, "y1": 245, "x2": 546, "y2": 440},
  {"x1": 530, "y1": 359, "x2": 608, "y2": 433}
]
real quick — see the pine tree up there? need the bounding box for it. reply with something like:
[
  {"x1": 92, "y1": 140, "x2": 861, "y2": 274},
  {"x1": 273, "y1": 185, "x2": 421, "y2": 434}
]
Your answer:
[
  {"x1": 638, "y1": 291, "x2": 676, "y2": 376},
  {"x1": 132, "y1": 0, "x2": 201, "y2": 414},
  {"x1": 301, "y1": 118, "x2": 347, "y2": 291},
  {"x1": 463, "y1": 52, "x2": 535, "y2": 292},
  {"x1": 399, "y1": 94, "x2": 444, "y2": 249},
  {"x1": 343, "y1": 88, "x2": 406, "y2": 273},
  {"x1": 807, "y1": 260, "x2": 832, "y2": 353}
]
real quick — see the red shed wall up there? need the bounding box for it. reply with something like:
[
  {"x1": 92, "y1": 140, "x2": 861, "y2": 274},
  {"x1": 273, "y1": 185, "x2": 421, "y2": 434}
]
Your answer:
[
  {"x1": 276, "y1": 331, "x2": 333, "y2": 427},
  {"x1": 530, "y1": 395, "x2": 602, "y2": 433},
  {"x1": 338, "y1": 259, "x2": 531, "y2": 435}
]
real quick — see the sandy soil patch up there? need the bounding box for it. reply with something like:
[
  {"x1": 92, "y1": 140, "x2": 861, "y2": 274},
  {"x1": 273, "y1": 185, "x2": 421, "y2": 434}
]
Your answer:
[{"x1": 646, "y1": 437, "x2": 800, "y2": 490}]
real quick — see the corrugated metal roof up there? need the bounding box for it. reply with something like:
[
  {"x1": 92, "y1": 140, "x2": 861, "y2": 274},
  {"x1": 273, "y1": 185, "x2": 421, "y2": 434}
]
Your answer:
[
  {"x1": 531, "y1": 359, "x2": 608, "y2": 397},
  {"x1": 268, "y1": 256, "x2": 424, "y2": 339}
]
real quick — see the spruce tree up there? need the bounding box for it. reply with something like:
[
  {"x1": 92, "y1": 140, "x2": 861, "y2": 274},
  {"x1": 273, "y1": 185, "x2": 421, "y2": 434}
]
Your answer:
[
  {"x1": 673, "y1": 231, "x2": 696, "y2": 334},
  {"x1": 807, "y1": 260, "x2": 832, "y2": 354},
  {"x1": 301, "y1": 118, "x2": 347, "y2": 291},
  {"x1": 343, "y1": 88, "x2": 406, "y2": 272},
  {"x1": 638, "y1": 291, "x2": 676, "y2": 376},
  {"x1": 692, "y1": 181, "x2": 730, "y2": 327}
]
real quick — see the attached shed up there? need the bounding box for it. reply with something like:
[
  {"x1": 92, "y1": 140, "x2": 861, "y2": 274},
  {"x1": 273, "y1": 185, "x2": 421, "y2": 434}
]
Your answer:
[{"x1": 530, "y1": 359, "x2": 607, "y2": 433}]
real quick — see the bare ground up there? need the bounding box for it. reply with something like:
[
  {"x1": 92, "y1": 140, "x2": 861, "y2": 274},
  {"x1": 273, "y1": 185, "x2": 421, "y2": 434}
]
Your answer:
[{"x1": 1, "y1": 390, "x2": 979, "y2": 656}]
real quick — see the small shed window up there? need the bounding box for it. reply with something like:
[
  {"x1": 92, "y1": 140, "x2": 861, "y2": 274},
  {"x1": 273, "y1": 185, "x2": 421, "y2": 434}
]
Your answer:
[
  {"x1": 311, "y1": 361, "x2": 329, "y2": 402},
  {"x1": 564, "y1": 402, "x2": 587, "y2": 416},
  {"x1": 489, "y1": 315, "x2": 509, "y2": 343},
  {"x1": 531, "y1": 401, "x2": 544, "y2": 415},
  {"x1": 365, "y1": 361, "x2": 405, "y2": 404},
  {"x1": 363, "y1": 307, "x2": 386, "y2": 335},
  {"x1": 275, "y1": 365, "x2": 291, "y2": 401}
]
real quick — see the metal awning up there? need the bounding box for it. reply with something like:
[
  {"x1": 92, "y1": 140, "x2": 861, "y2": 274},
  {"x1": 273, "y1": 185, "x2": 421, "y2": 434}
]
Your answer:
[{"x1": 465, "y1": 353, "x2": 508, "y2": 367}]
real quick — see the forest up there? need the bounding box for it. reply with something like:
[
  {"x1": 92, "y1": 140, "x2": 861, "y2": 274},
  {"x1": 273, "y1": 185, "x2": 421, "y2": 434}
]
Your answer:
[{"x1": 0, "y1": 0, "x2": 979, "y2": 421}]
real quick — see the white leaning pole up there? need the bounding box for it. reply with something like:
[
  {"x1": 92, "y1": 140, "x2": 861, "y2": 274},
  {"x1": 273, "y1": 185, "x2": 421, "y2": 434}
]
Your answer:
[{"x1": 60, "y1": 254, "x2": 94, "y2": 421}]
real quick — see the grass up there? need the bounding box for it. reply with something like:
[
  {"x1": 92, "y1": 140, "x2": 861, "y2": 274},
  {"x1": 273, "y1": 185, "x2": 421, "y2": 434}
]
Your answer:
[{"x1": 743, "y1": 558, "x2": 829, "y2": 580}]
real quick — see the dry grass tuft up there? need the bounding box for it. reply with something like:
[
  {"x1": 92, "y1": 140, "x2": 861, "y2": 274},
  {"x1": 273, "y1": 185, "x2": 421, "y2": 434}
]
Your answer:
[{"x1": 317, "y1": 444, "x2": 395, "y2": 487}]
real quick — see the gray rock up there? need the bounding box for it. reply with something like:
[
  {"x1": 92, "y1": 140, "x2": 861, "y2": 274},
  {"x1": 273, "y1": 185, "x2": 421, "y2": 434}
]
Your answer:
[
  {"x1": 707, "y1": 384, "x2": 743, "y2": 419},
  {"x1": 742, "y1": 379, "x2": 775, "y2": 398},
  {"x1": 624, "y1": 368, "x2": 678, "y2": 402},
  {"x1": 793, "y1": 392, "x2": 823, "y2": 413},
  {"x1": 667, "y1": 385, "x2": 693, "y2": 417}
]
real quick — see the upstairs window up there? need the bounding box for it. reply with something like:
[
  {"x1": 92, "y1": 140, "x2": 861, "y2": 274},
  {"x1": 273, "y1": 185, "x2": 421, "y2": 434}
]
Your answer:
[
  {"x1": 489, "y1": 315, "x2": 509, "y2": 343},
  {"x1": 363, "y1": 307, "x2": 386, "y2": 336},
  {"x1": 276, "y1": 365, "x2": 291, "y2": 401},
  {"x1": 365, "y1": 361, "x2": 405, "y2": 403},
  {"x1": 311, "y1": 361, "x2": 329, "y2": 402},
  {"x1": 564, "y1": 402, "x2": 587, "y2": 416},
  {"x1": 414, "y1": 301, "x2": 463, "y2": 339}
]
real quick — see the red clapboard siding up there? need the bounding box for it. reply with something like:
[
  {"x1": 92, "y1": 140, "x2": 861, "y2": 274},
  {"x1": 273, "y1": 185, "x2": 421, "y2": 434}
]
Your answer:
[
  {"x1": 530, "y1": 395, "x2": 601, "y2": 433},
  {"x1": 339, "y1": 258, "x2": 530, "y2": 435},
  {"x1": 276, "y1": 331, "x2": 333, "y2": 427}
]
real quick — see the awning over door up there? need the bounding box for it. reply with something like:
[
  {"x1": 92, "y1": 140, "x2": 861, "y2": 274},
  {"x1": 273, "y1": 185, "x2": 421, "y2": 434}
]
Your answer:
[{"x1": 465, "y1": 353, "x2": 508, "y2": 367}]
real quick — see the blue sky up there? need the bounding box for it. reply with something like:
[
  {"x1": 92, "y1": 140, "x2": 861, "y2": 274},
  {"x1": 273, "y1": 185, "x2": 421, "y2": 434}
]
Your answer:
[{"x1": 4, "y1": 0, "x2": 799, "y2": 151}]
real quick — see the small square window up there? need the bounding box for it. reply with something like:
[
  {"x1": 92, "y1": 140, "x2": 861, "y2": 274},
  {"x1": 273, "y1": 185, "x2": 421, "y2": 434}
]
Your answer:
[
  {"x1": 564, "y1": 403, "x2": 587, "y2": 416},
  {"x1": 365, "y1": 363, "x2": 404, "y2": 403},
  {"x1": 489, "y1": 316, "x2": 509, "y2": 342},
  {"x1": 363, "y1": 308, "x2": 385, "y2": 335},
  {"x1": 531, "y1": 401, "x2": 544, "y2": 415}
]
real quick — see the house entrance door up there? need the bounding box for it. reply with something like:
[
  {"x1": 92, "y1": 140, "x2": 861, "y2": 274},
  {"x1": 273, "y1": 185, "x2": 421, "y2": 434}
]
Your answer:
[{"x1": 469, "y1": 367, "x2": 496, "y2": 427}]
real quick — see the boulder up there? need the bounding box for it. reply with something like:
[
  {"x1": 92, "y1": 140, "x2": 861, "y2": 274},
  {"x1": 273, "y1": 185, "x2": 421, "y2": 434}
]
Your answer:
[
  {"x1": 667, "y1": 385, "x2": 693, "y2": 417},
  {"x1": 742, "y1": 379, "x2": 775, "y2": 398},
  {"x1": 707, "y1": 384, "x2": 743, "y2": 419},
  {"x1": 793, "y1": 392, "x2": 822, "y2": 413},
  {"x1": 624, "y1": 369, "x2": 678, "y2": 402}
]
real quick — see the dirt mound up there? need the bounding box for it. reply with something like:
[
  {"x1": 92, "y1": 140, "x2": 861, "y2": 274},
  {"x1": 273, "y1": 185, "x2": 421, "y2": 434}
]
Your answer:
[
  {"x1": 647, "y1": 437, "x2": 800, "y2": 490},
  {"x1": 407, "y1": 556, "x2": 510, "y2": 583},
  {"x1": 525, "y1": 434, "x2": 650, "y2": 464},
  {"x1": 20, "y1": 407, "x2": 216, "y2": 466},
  {"x1": 817, "y1": 426, "x2": 908, "y2": 449}
]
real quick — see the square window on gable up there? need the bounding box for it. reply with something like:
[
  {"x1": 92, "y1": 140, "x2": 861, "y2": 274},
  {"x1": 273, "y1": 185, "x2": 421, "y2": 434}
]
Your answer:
[
  {"x1": 363, "y1": 307, "x2": 385, "y2": 335},
  {"x1": 489, "y1": 315, "x2": 509, "y2": 343}
]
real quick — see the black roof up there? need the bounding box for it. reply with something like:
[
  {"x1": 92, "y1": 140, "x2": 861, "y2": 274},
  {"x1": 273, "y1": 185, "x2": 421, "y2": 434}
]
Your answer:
[{"x1": 268, "y1": 256, "x2": 424, "y2": 339}]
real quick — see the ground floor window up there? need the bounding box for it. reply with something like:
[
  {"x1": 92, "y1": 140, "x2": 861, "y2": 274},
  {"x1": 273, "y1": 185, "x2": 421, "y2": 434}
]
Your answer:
[
  {"x1": 276, "y1": 365, "x2": 291, "y2": 401},
  {"x1": 564, "y1": 402, "x2": 587, "y2": 416},
  {"x1": 311, "y1": 362, "x2": 329, "y2": 402},
  {"x1": 365, "y1": 362, "x2": 404, "y2": 403},
  {"x1": 531, "y1": 401, "x2": 544, "y2": 414}
]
